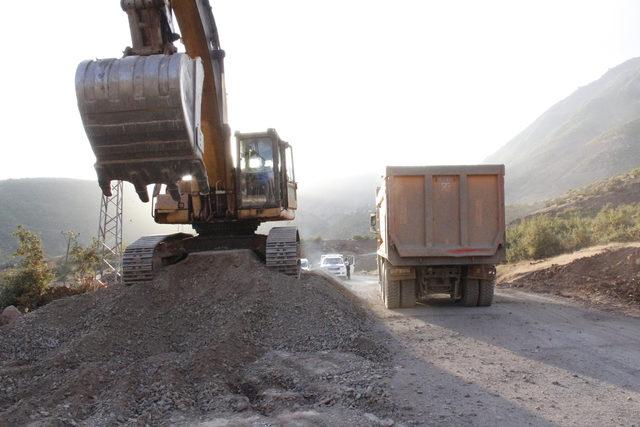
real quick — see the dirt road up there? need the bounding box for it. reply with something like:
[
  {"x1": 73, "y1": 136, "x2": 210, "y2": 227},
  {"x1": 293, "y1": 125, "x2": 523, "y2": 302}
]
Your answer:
[{"x1": 338, "y1": 273, "x2": 640, "y2": 426}]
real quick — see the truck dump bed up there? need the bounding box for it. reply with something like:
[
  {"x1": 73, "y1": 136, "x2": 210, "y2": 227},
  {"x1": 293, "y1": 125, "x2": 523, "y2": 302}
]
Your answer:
[{"x1": 377, "y1": 165, "x2": 505, "y2": 265}]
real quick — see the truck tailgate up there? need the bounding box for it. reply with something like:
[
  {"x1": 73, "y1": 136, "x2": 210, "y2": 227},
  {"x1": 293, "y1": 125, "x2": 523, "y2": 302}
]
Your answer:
[{"x1": 386, "y1": 165, "x2": 505, "y2": 258}]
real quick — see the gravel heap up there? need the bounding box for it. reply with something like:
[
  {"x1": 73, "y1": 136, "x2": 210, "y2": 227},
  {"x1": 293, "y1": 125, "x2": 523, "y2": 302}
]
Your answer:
[{"x1": 0, "y1": 250, "x2": 394, "y2": 426}]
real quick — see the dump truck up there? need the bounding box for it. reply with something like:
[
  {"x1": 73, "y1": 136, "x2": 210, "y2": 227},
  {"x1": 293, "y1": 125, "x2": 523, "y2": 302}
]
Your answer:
[{"x1": 371, "y1": 165, "x2": 506, "y2": 309}]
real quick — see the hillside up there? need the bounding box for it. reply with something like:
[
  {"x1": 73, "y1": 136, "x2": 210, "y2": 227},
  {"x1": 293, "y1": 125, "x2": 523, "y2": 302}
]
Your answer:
[
  {"x1": 504, "y1": 166, "x2": 640, "y2": 262},
  {"x1": 487, "y1": 57, "x2": 640, "y2": 203},
  {"x1": 0, "y1": 179, "x2": 179, "y2": 263},
  {"x1": 530, "y1": 166, "x2": 640, "y2": 219},
  {"x1": 0, "y1": 176, "x2": 381, "y2": 262}
]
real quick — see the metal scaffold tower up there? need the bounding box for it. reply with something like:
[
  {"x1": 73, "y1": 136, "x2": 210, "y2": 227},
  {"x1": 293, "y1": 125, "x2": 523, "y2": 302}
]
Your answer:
[{"x1": 97, "y1": 181, "x2": 124, "y2": 284}]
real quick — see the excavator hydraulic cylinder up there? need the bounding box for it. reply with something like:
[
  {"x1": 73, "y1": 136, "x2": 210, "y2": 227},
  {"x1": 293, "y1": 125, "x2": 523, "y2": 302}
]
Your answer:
[{"x1": 75, "y1": 53, "x2": 210, "y2": 202}]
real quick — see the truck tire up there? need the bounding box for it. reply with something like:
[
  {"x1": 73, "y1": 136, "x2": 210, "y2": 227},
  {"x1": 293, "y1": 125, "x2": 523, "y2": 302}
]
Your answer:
[
  {"x1": 477, "y1": 279, "x2": 495, "y2": 306},
  {"x1": 379, "y1": 259, "x2": 385, "y2": 302},
  {"x1": 383, "y1": 263, "x2": 400, "y2": 309},
  {"x1": 400, "y1": 280, "x2": 416, "y2": 308},
  {"x1": 378, "y1": 257, "x2": 384, "y2": 299},
  {"x1": 462, "y1": 278, "x2": 480, "y2": 307},
  {"x1": 384, "y1": 279, "x2": 400, "y2": 309}
]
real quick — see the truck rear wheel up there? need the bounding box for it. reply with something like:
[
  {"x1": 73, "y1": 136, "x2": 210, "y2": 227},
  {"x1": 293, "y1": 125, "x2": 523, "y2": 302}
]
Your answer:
[
  {"x1": 477, "y1": 279, "x2": 495, "y2": 306},
  {"x1": 378, "y1": 257, "x2": 384, "y2": 300},
  {"x1": 400, "y1": 280, "x2": 416, "y2": 308},
  {"x1": 383, "y1": 263, "x2": 400, "y2": 309},
  {"x1": 462, "y1": 279, "x2": 480, "y2": 307}
]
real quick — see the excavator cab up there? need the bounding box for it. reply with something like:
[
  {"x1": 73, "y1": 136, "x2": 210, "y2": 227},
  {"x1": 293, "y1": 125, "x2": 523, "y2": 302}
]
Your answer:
[{"x1": 236, "y1": 129, "x2": 297, "y2": 217}]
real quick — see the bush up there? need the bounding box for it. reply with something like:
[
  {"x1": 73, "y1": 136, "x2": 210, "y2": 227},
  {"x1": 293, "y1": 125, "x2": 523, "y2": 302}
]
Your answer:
[
  {"x1": 592, "y1": 204, "x2": 640, "y2": 242},
  {"x1": 0, "y1": 227, "x2": 102, "y2": 311},
  {"x1": 507, "y1": 203, "x2": 640, "y2": 262},
  {"x1": 506, "y1": 215, "x2": 564, "y2": 262},
  {"x1": 67, "y1": 237, "x2": 101, "y2": 288},
  {"x1": 0, "y1": 226, "x2": 54, "y2": 310}
]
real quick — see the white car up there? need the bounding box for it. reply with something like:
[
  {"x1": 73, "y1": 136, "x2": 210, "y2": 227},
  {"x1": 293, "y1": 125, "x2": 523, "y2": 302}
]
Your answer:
[
  {"x1": 300, "y1": 258, "x2": 310, "y2": 271},
  {"x1": 320, "y1": 254, "x2": 347, "y2": 277}
]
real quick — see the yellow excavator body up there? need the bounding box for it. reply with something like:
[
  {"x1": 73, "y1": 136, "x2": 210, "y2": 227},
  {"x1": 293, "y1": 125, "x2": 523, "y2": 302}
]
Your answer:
[{"x1": 75, "y1": 0, "x2": 300, "y2": 283}]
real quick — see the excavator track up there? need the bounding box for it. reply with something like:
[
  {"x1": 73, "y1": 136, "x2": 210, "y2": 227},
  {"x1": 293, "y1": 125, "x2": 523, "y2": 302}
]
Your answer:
[
  {"x1": 123, "y1": 236, "x2": 167, "y2": 286},
  {"x1": 266, "y1": 227, "x2": 300, "y2": 276},
  {"x1": 123, "y1": 228, "x2": 299, "y2": 285},
  {"x1": 122, "y1": 234, "x2": 190, "y2": 286}
]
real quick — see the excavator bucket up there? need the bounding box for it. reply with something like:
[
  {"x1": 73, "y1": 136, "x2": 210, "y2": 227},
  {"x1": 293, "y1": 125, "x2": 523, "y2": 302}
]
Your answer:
[{"x1": 75, "y1": 53, "x2": 210, "y2": 202}]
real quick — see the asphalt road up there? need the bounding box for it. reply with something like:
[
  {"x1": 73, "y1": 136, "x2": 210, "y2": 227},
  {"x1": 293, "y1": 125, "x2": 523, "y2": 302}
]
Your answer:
[{"x1": 337, "y1": 273, "x2": 640, "y2": 426}]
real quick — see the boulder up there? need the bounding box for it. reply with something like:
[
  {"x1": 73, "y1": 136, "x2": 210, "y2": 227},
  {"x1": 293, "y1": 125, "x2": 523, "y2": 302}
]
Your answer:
[{"x1": 1, "y1": 305, "x2": 23, "y2": 326}]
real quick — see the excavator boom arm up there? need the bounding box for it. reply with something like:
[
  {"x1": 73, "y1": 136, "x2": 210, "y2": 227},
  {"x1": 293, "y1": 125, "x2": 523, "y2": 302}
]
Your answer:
[{"x1": 172, "y1": 0, "x2": 233, "y2": 194}]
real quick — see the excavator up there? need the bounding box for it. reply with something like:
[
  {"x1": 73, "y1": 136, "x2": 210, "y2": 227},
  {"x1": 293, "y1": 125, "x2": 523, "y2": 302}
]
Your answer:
[{"x1": 75, "y1": 0, "x2": 300, "y2": 285}]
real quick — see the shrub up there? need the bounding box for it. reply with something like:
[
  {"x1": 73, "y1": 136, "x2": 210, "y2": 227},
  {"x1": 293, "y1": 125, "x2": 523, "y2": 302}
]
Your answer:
[
  {"x1": 68, "y1": 237, "x2": 101, "y2": 288},
  {"x1": 506, "y1": 215, "x2": 564, "y2": 262},
  {"x1": 0, "y1": 226, "x2": 54, "y2": 310},
  {"x1": 592, "y1": 204, "x2": 640, "y2": 242},
  {"x1": 0, "y1": 227, "x2": 102, "y2": 311},
  {"x1": 506, "y1": 203, "x2": 640, "y2": 262}
]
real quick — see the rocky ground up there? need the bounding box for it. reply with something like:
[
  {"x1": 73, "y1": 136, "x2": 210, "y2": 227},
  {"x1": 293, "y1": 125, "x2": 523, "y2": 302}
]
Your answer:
[
  {"x1": 0, "y1": 250, "x2": 397, "y2": 426},
  {"x1": 3, "y1": 246, "x2": 640, "y2": 426}
]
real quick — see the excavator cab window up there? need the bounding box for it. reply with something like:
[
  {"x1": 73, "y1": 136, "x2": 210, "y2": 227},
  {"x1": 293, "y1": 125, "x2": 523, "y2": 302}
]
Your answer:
[
  {"x1": 238, "y1": 136, "x2": 276, "y2": 208},
  {"x1": 281, "y1": 144, "x2": 297, "y2": 210},
  {"x1": 236, "y1": 130, "x2": 297, "y2": 211}
]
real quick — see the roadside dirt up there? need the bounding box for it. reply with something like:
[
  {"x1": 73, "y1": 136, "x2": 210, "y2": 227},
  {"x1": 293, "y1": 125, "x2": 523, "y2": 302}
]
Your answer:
[
  {"x1": 0, "y1": 250, "x2": 397, "y2": 426},
  {"x1": 498, "y1": 242, "x2": 640, "y2": 314}
]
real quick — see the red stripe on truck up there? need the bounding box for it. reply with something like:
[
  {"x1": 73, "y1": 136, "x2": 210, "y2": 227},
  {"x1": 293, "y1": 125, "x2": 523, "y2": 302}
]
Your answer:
[{"x1": 447, "y1": 248, "x2": 490, "y2": 254}]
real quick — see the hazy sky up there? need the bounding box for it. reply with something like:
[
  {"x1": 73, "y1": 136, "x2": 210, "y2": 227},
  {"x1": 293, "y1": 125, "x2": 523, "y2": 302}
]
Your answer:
[{"x1": 2, "y1": 0, "x2": 640, "y2": 187}]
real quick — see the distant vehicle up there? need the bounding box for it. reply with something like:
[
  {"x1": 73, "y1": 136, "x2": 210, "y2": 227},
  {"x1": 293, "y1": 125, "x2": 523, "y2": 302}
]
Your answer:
[
  {"x1": 320, "y1": 254, "x2": 347, "y2": 278},
  {"x1": 300, "y1": 258, "x2": 310, "y2": 271}
]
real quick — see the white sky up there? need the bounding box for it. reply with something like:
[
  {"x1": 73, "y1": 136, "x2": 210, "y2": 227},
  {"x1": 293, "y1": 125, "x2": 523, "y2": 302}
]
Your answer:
[{"x1": 1, "y1": 0, "x2": 639, "y2": 187}]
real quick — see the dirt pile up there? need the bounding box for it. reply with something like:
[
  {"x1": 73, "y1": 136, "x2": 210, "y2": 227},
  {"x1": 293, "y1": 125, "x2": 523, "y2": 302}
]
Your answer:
[
  {"x1": 0, "y1": 250, "x2": 394, "y2": 426},
  {"x1": 500, "y1": 246, "x2": 640, "y2": 306}
]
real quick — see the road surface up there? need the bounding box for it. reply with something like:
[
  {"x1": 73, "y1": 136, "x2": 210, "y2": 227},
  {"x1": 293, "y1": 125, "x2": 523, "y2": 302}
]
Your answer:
[{"x1": 337, "y1": 273, "x2": 640, "y2": 426}]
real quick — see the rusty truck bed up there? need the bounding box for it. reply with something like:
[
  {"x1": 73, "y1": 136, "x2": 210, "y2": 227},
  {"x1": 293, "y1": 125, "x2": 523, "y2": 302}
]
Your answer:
[{"x1": 377, "y1": 165, "x2": 506, "y2": 266}]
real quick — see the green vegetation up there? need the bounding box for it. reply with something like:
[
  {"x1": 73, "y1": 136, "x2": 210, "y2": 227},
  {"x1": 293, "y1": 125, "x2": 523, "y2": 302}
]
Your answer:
[
  {"x1": 507, "y1": 204, "x2": 640, "y2": 262},
  {"x1": 0, "y1": 226, "x2": 102, "y2": 311},
  {"x1": 0, "y1": 226, "x2": 55, "y2": 310},
  {"x1": 56, "y1": 234, "x2": 101, "y2": 286}
]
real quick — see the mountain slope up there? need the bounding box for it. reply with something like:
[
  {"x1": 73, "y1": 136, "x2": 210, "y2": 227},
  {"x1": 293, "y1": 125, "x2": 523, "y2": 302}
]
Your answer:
[
  {"x1": 524, "y1": 166, "x2": 640, "y2": 219},
  {"x1": 0, "y1": 179, "x2": 179, "y2": 263},
  {"x1": 487, "y1": 57, "x2": 640, "y2": 203}
]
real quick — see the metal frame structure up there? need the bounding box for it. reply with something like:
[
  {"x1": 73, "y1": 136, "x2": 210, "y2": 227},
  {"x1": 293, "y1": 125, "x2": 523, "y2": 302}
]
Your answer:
[{"x1": 97, "y1": 181, "x2": 123, "y2": 284}]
